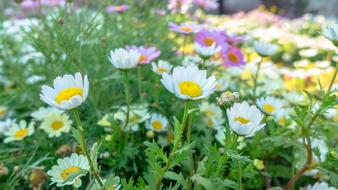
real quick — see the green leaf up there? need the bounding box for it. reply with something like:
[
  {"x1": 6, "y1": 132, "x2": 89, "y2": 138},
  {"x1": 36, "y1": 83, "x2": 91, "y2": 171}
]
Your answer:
[
  {"x1": 164, "y1": 171, "x2": 188, "y2": 189},
  {"x1": 90, "y1": 142, "x2": 101, "y2": 171},
  {"x1": 71, "y1": 127, "x2": 83, "y2": 146}
]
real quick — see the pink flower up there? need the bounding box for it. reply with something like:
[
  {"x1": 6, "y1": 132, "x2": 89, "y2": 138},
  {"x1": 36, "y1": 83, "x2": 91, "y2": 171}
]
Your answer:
[
  {"x1": 224, "y1": 33, "x2": 246, "y2": 44},
  {"x1": 20, "y1": 0, "x2": 39, "y2": 11},
  {"x1": 41, "y1": 0, "x2": 65, "y2": 7},
  {"x1": 194, "y1": 30, "x2": 226, "y2": 47},
  {"x1": 193, "y1": 0, "x2": 218, "y2": 11},
  {"x1": 167, "y1": 0, "x2": 191, "y2": 13},
  {"x1": 222, "y1": 46, "x2": 245, "y2": 67},
  {"x1": 106, "y1": 5, "x2": 129, "y2": 13},
  {"x1": 169, "y1": 22, "x2": 203, "y2": 35},
  {"x1": 126, "y1": 46, "x2": 161, "y2": 64}
]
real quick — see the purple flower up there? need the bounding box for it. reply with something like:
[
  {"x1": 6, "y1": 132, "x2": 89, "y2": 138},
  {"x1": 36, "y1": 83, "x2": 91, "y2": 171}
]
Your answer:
[
  {"x1": 224, "y1": 33, "x2": 246, "y2": 44},
  {"x1": 194, "y1": 30, "x2": 226, "y2": 47},
  {"x1": 41, "y1": 0, "x2": 65, "y2": 7},
  {"x1": 106, "y1": 5, "x2": 129, "y2": 13},
  {"x1": 20, "y1": 0, "x2": 39, "y2": 11},
  {"x1": 126, "y1": 46, "x2": 161, "y2": 64},
  {"x1": 222, "y1": 46, "x2": 245, "y2": 67},
  {"x1": 169, "y1": 22, "x2": 203, "y2": 35},
  {"x1": 194, "y1": 0, "x2": 218, "y2": 11}
]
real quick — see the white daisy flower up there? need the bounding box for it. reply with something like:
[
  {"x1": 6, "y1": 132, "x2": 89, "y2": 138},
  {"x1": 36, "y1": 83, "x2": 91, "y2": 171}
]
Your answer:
[
  {"x1": 146, "y1": 113, "x2": 168, "y2": 132},
  {"x1": 306, "y1": 182, "x2": 337, "y2": 190},
  {"x1": 227, "y1": 101, "x2": 265, "y2": 137},
  {"x1": 199, "y1": 102, "x2": 224, "y2": 129},
  {"x1": 114, "y1": 104, "x2": 150, "y2": 132},
  {"x1": 151, "y1": 60, "x2": 173, "y2": 75},
  {"x1": 194, "y1": 43, "x2": 221, "y2": 59},
  {"x1": 47, "y1": 153, "x2": 90, "y2": 188},
  {"x1": 40, "y1": 112, "x2": 72, "y2": 138},
  {"x1": 161, "y1": 66, "x2": 216, "y2": 100},
  {"x1": 254, "y1": 41, "x2": 278, "y2": 56},
  {"x1": 108, "y1": 48, "x2": 140, "y2": 69},
  {"x1": 31, "y1": 107, "x2": 63, "y2": 121},
  {"x1": 0, "y1": 106, "x2": 8, "y2": 118},
  {"x1": 0, "y1": 118, "x2": 15, "y2": 135},
  {"x1": 40, "y1": 72, "x2": 89, "y2": 110},
  {"x1": 3, "y1": 120, "x2": 35, "y2": 143},
  {"x1": 322, "y1": 24, "x2": 338, "y2": 46},
  {"x1": 257, "y1": 96, "x2": 284, "y2": 116}
]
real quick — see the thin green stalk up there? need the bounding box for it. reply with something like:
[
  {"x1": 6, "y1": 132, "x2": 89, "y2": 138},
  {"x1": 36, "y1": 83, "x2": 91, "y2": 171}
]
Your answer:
[
  {"x1": 123, "y1": 71, "x2": 131, "y2": 129},
  {"x1": 237, "y1": 160, "x2": 242, "y2": 190},
  {"x1": 252, "y1": 57, "x2": 263, "y2": 101},
  {"x1": 187, "y1": 113, "x2": 194, "y2": 190},
  {"x1": 137, "y1": 66, "x2": 143, "y2": 101},
  {"x1": 155, "y1": 101, "x2": 190, "y2": 190},
  {"x1": 72, "y1": 109, "x2": 103, "y2": 187}
]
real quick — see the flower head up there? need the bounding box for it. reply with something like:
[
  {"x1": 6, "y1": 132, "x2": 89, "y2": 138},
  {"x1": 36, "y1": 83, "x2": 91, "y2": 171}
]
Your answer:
[
  {"x1": 322, "y1": 24, "x2": 338, "y2": 46},
  {"x1": 31, "y1": 107, "x2": 62, "y2": 121},
  {"x1": 222, "y1": 46, "x2": 245, "y2": 67},
  {"x1": 194, "y1": 30, "x2": 226, "y2": 47},
  {"x1": 254, "y1": 41, "x2": 278, "y2": 56},
  {"x1": 4, "y1": 120, "x2": 35, "y2": 143},
  {"x1": 126, "y1": 45, "x2": 161, "y2": 64},
  {"x1": 194, "y1": 43, "x2": 221, "y2": 59},
  {"x1": 227, "y1": 101, "x2": 265, "y2": 137},
  {"x1": 194, "y1": 0, "x2": 218, "y2": 11},
  {"x1": 47, "y1": 153, "x2": 90, "y2": 188},
  {"x1": 169, "y1": 22, "x2": 203, "y2": 35},
  {"x1": 151, "y1": 60, "x2": 173, "y2": 75},
  {"x1": 40, "y1": 112, "x2": 72, "y2": 138},
  {"x1": 257, "y1": 96, "x2": 284, "y2": 116},
  {"x1": 106, "y1": 5, "x2": 129, "y2": 13},
  {"x1": 161, "y1": 66, "x2": 216, "y2": 100},
  {"x1": 306, "y1": 182, "x2": 336, "y2": 190},
  {"x1": 199, "y1": 102, "x2": 224, "y2": 129},
  {"x1": 40, "y1": 73, "x2": 89, "y2": 110},
  {"x1": 167, "y1": 0, "x2": 191, "y2": 13},
  {"x1": 146, "y1": 113, "x2": 168, "y2": 132},
  {"x1": 0, "y1": 118, "x2": 15, "y2": 135},
  {"x1": 108, "y1": 48, "x2": 140, "y2": 69}
]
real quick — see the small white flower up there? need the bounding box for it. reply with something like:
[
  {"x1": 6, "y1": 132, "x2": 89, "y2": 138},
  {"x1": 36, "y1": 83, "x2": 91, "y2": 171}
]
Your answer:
[
  {"x1": 114, "y1": 104, "x2": 150, "y2": 132},
  {"x1": 40, "y1": 112, "x2": 72, "y2": 138},
  {"x1": 40, "y1": 72, "x2": 89, "y2": 110},
  {"x1": 306, "y1": 182, "x2": 337, "y2": 190},
  {"x1": 161, "y1": 66, "x2": 216, "y2": 100},
  {"x1": 0, "y1": 118, "x2": 15, "y2": 135},
  {"x1": 47, "y1": 153, "x2": 90, "y2": 188},
  {"x1": 146, "y1": 113, "x2": 168, "y2": 132},
  {"x1": 108, "y1": 48, "x2": 140, "y2": 69},
  {"x1": 3, "y1": 120, "x2": 35, "y2": 143},
  {"x1": 322, "y1": 24, "x2": 338, "y2": 45},
  {"x1": 31, "y1": 107, "x2": 63, "y2": 121},
  {"x1": 227, "y1": 101, "x2": 265, "y2": 137},
  {"x1": 254, "y1": 41, "x2": 278, "y2": 56},
  {"x1": 194, "y1": 43, "x2": 221, "y2": 59},
  {"x1": 151, "y1": 60, "x2": 173, "y2": 75},
  {"x1": 257, "y1": 96, "x2": 284, "y2": 116},
  {"x1": 199, "y1": 102, "x2": 224, "y2": 129}
]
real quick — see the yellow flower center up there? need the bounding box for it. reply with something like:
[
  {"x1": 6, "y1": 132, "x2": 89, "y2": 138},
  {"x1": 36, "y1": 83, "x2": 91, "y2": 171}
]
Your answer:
[
  {"x1": 203, "y1": 37, "x2": 215, "y2": 46},
  {"x1": 151, "y1": 120, "x2": 163, "y2": 130},
  {"x1": 205, "y1": 110, "x2": 214, "y2": 116},
  {"x1": 235, "y1": 117, "x2": 250, "y2": 124},
  {"x1": 0, "y1": 108, "x2": 6, "y2": 117},
  {"x1": 178, "y1": 81, "x2": 202, "y2": 98},
  {"x1": 55, "y1": 87, "x2": 83, "y2": 104},
  {"x1": 207, "y1": 119, "x2": 213, "y2": 126},
  {"x1": 179, "y1": 27, "x2": 193, "y2": 33},
  {"x1": 61, "y1": 166, "x2": 80, "y2": 180},
  {"x1": 51, "y1": 121, "x2": 64, "y2": 130},
  {"x1": 228, "y1": 52, "x2": 239, "y2": 63},
  {"x1": 139, "y1": 54, "x2": 148, "y2": 63},
  {"x1": 157, "y1": 67, "x2": 168, "y2": 73},
  {"x1": 263, "y1": 104, "x2": 275, "y2": 114},
  {"x1": 14, "y1": 128, "x2": 29, "y2": 138},
  {"x1": 108, "y1": 187, "x2": 116, "y2": 190}
]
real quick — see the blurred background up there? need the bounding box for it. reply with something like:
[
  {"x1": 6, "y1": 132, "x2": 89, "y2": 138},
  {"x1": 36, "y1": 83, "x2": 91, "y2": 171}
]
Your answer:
[{"x1": 0, "y1": 0, "x2": 337, "y2": 18}]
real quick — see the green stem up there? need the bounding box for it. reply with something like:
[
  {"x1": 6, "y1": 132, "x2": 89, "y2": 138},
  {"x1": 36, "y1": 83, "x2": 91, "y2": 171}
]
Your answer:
[
  {"x1": 123, "y1": 71, "x2": 131, "y2": 129},
  {"x1": 155, "y1": 101, "x2": 190, "y2": 190},
  {"x1": 72, "y1": 109, "x2": 103, "y2": 187},
  {"x1": 237, "y1": 160, "x2": 242, "y2": 190},
  {"x1": 252, "y1": 57, "x2": 263, "y2": 101},
  {"x1": 185, "y1": 102, "x2": 194, "y2": 190},
  {"x1": 137, "y1": 66, "x2": 143, "y2": 101}
]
